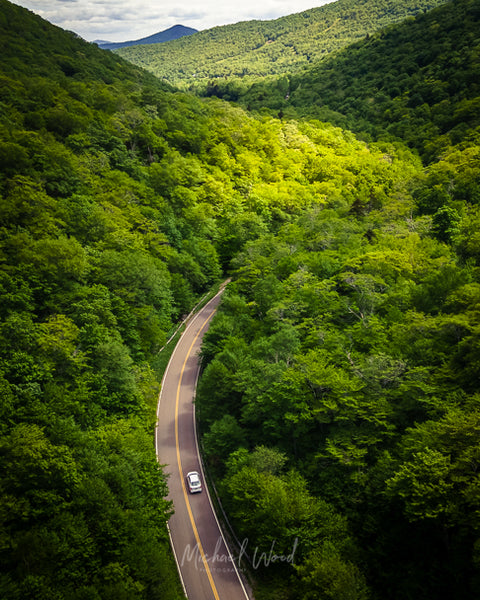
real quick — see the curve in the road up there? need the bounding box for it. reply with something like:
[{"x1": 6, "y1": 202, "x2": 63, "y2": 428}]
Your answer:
[
  {"x1": 156, "y1": 288, "x2": 250, "y2": 600},
  {"x1": 174, "y1": 309, "x2": 221, "y2": 598}
]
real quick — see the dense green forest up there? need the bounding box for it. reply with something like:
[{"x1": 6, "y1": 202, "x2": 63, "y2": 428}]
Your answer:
[
  {"x1": 212, "y1": 0, "x2": 480, "y2": 165},
  {"x1": 115, "y1": 0, "x2": 449, "y2": 89},
  {"x1": 194, "y1": 1, "x2": 480, "y2": 599},
  {"x1": 1, "y1": 0, "x2": 480, "y2": 598}
]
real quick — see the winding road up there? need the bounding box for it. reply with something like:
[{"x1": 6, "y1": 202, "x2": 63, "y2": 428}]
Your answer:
[{"x1": 156, "y1": 287, "x2": 251, "y2": 600}]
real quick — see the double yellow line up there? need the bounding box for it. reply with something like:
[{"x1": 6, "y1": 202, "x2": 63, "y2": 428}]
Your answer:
[{"x1": 175, "y1": 308, "x2": 220, "y2": 600}]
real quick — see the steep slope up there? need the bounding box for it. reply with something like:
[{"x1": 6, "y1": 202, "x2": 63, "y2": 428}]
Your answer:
[
  {"x1": 115, "y1": 0, "x2": 449, "y2": 87},
  {"x1": 0, "y1": 0, "x2": 173, "y2": 87},
  {"x1": 193, "y1": 4, "x2": 480, "y2": 600},
  {"x1": 97, "y1": 25, "x2": 198, "y2": 50},
  {"x1": 234, "y1": 0, "x2": 479, "y2": 163},
  {"x1": 2, "y1": 0, "x2": 480, "y2": 599},
  {"x1": 0, "y1": 2, "x2": 430, "y2": 599}
]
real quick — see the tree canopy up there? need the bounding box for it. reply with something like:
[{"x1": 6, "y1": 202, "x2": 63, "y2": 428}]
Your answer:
[
  {"x1": 1, "y1": 0, "x2": 480, "y2": 598},
  {"x1": 115, "y1": 0, "x2": 449, "y2": 89}
]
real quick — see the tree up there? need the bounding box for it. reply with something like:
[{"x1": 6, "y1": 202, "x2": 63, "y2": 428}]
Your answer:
[
  {"x1": 202, "y1": 415, "x2": 247, "y2": 469},
  {"x1": 295, "y1": 541, "x2": 369, "y2": 600},
  {"x1": 431, "y1": 205, "x2": 461, "y2": 243},
  {"x1": 222, "y1": 455, "x2": 354, "y2": 570},
  {"x1": 386, "y1": 409, "x2": 480, "y2": 527}
]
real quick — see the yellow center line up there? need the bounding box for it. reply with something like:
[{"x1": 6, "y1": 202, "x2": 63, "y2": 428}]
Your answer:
[{"x1": 175, "y1": 307, "x2": 220, "y2": 600}]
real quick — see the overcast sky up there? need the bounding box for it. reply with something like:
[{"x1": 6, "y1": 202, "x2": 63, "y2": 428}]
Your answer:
[{"x1": 11, "y1": 0, "x2": 334, "y2": 42}]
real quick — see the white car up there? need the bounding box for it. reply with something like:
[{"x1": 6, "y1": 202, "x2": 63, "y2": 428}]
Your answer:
[{"x1": 186, "y1": 471, "x2": 202, "y2": 493}]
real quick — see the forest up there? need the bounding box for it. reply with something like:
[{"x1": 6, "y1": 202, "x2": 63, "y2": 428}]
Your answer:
[
  {"x1": 115, "y1": 0, "x2": 449, "y2": 89},
  {"x1": 213, "y1": 0, "x2": 480, "y2": 164},
  {"x1": 0, "y1": 0, "x2": 479, "y2": 598}
]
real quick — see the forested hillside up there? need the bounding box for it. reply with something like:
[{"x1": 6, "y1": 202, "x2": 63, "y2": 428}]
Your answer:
[
  {"x1": 194, "y1": 1, "x2": 480, "y2": 599},
  {"x1": 226, "y1": 0, "x2": 480, "y2": 164},
  {"x1": 1, "y1": 0, "x2": 480, "y2": 599},
  {"x1": 115, "y1": 0, "x2": 449, "y2": 88}
]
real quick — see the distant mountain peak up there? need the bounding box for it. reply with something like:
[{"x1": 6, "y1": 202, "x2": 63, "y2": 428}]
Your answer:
[{"x1": 96, "y1": 25, "x2": 197, "y2": 50}]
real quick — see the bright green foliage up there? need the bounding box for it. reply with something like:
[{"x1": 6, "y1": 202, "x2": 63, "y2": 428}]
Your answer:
[
  {"x1": 232, "y1": 0, "x2": 480, "y2": 165},
  {"x1": 195, "y1": 29, "x2": 480, "y2": 592},
  {"x1": 0, "y1": 1, "x2": 428, "y2": 597}
]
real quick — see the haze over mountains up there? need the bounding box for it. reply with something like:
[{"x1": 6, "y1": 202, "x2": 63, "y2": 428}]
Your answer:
[{"x1": 95, "y1": 24, "x2": 197, "y2": 50}]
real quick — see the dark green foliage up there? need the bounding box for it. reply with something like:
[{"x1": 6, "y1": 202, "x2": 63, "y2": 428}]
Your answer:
[
  {"x1": 0, "y1": 1, "x2": 227, "y2": 598},
  {"x1": 198, "y1": 183, "x2": 480, "y2": 597},
  {"x1": 431, "y1": 205, "x2": 461, "y2": 242},
  {"x1": 2, "y1": 0, "x2": 480, "y2": 598},
  {"x1": 0, "y1": 420, "x2": 180, "y2": 600},
  {"x1": 193, "y1": 19, "x2": 480, "y2": 588}
]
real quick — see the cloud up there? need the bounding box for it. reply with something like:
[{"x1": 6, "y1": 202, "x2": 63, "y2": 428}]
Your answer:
[{"x1": 11, "y1": 0, "x2": 333, "y2": 41}]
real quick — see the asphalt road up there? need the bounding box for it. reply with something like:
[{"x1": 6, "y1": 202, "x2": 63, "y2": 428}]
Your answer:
[{"x1": 156, "y1": 288, "x2": 251, "y2": 600}]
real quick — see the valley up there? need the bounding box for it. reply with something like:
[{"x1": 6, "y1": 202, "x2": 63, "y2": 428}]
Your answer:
[{"x1": 0, "y1": 0, "x2": 479, "y2": 598}]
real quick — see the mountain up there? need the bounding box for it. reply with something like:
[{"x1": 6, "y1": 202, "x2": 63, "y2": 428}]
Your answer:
[
  {"x1": 115, "y1": 0, "x2": 450, "y2": 87},
  {"x1": 1, "y1": 0, "x2": 480, "y2": 599},
  {"x1": 96, "y1": 24, "x2": 197, "y2": 50},
  {"x1": 208, "y1": 0, "x2": 479, "y2": 164}
]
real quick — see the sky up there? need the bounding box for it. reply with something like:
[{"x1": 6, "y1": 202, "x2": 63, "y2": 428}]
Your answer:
[{"x1": 10, "y1": 0, "x2": 334, "y2": 42}]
